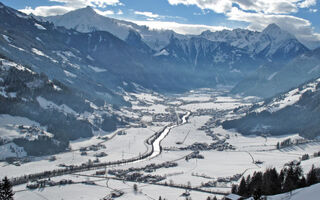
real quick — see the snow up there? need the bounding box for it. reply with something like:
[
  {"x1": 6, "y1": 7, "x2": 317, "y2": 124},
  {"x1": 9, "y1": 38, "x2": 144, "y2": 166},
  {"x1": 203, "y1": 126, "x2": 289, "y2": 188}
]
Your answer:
[
  {"x1": 0, "y1": 58, "x2": 33, "y2": 73},
  {"x1": 267, "y1": 72, "x2": 278, "y2": 80},
  {"x1": 180, "y1": 101, "x2": 244, "y2": 112},
  {"x1": 14, "y1": 177, "x2": 221, "y2": 200},
  {"x1": 15, "y1": 12, "x2": 28, "y2": 19},
  {"x1": 86, "y1": 54, "x2": 94, "y2": 61},
  {"x1": 0, "y1": 87, "x2": 7, "y2": 98},
  {"x1": 0, "y1": 46, "x2": 9, "y2": 53},
  {"x1": 0, "y1": 114, "x2": 41, "y2": 129},
  {"x1": 52, "y1": 84, "x2": 62, "y2": 91},
  {"x1": 9, "y1": 44, "x2": 26, "y2": 51},
  {"x1": 0, "y1": 143, "x2": 26, "y2": 160},
  {"x1": 63, "y1": 70, "x2": 77, "y2": 78},
  {"x1": 88, "y1": 65, "x2": 107, "y2": 72},
  {"x1": 255, "y1": 78, "x2": 320, "y2": 113},
  {"x1": 34, "y1": 23, "x2": 46, "y2": 30},
  {"x1": 2, "y1": 34, "x2": 11, "y2": 43},
  {"x1": 268, "y1": 183, "x2": 320, "y2": 200},
  {"x1": 163, "y1": 115, "x2": 212, "y2": 148},
  {"x1": 35, "y1": 37, "x2": 43, "y2": 43},
  {"x1": 31, "y1": 48, "x2": 58, "y2": 63},
  {"x1": 0, "y1": 114, "x2": 51, "y2": 145},
  {"x1": 8, "y1": 92, "x2": 17, "y2": 98},
  {"x1": 36, "y1": 96, "x2": 77, "y2": 115},
  {"x1": 154, "y1": 49, "x2": 169, "y2": 56},
  {"x1": 31, "y1": 48, "x2": 46, "y2": 57},
  {"x1": 3, "y1": 88, "x2": 320, "y2": 199}
]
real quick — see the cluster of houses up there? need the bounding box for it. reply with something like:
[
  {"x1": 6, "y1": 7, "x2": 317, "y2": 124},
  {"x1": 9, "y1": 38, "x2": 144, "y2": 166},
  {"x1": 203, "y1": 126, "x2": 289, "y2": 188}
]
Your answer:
[
  {"x1": 26, "y1": 178, "x2": 73, "y2": 189},
  {"x1": 179, "y1": 141, "x2": 234, "y2": 151},
  {"x1": 18, "y1": 125, "x2": 52, "y2": 140}
]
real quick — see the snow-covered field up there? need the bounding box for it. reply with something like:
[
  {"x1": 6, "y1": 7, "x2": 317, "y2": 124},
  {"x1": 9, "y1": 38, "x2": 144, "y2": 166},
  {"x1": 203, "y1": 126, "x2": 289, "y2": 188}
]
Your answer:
[{"x1": 1, "y1": 89, "x2": 320, "y2": 199}]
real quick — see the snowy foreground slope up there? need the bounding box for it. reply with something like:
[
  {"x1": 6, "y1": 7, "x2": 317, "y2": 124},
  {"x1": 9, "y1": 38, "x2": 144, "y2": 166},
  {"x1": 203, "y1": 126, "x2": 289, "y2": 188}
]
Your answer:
[{"x1": 268, "y1": 183, "x2": 320, "y2": 200}]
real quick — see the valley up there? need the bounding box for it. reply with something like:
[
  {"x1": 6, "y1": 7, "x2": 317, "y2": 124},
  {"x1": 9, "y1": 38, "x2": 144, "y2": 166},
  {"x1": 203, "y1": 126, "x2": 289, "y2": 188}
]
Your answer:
[
  {"x1": 2, "y1": 88, "x2": 319, "y2": 200},
  {"x1": 0, "y1": 2, "x2": 320, "y2": 199}
]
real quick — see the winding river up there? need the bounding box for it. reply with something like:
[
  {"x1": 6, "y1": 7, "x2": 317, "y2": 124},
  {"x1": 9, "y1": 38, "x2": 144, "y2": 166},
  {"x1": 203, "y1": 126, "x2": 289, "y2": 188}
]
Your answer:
[
  {"x1": 149, "y1": 111, "x2": 191, "y2": 159},
  {"x1": 11, "y1": 111, "x2": 192, "y2": 186}
]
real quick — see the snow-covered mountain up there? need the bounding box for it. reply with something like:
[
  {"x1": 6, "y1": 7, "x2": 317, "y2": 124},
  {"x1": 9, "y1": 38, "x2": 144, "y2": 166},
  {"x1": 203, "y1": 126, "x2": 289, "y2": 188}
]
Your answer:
[
  {"x1": 0, "y1": 55, "x2": 124, "y2": 158},
  {"x1": 200, "y1": 23, "x2": 308, "y2": 61},
  {"x1": 38, "y1": 6, "x2": 184, "y2": 50},
  {"x1": 157, "y1": 36, "x2": 258, "y2": 85},
  {"x1": 223, "y1": 77, "x2": 320, "y2": 138}
]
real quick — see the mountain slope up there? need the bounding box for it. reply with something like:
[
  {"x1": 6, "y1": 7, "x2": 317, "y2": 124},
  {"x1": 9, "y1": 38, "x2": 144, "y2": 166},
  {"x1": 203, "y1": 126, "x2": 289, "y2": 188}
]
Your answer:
[
  {"x1": 157, "y1": 36, "x2": 261, "y2": 85},
  {"x1": 232, "y1": 47, "x2": 320, "y2": 98},
  {"x1": 223, "y1": 77, "x2": 320, "y2": 138},
  {"x1": 0, "y1": 54, "x2": 123, "y2": 157}
]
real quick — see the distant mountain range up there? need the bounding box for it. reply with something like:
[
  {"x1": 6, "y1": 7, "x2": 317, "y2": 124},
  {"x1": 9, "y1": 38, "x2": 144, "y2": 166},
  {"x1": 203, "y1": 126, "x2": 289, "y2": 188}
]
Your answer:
[
  {"x1": 0, "y1": 2, "x2": 316, "y2": 100},
  {"x1": 34, "y1": 6, "x2": 314, "y2": 91}
]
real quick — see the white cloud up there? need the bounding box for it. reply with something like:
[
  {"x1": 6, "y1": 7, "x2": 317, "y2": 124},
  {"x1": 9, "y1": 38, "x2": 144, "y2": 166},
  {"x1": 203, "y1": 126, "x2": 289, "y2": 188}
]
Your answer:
[
  {"x1": 117, "y1": 9, "x2": 123, "y2": 15},
  {"x1": 168, "y1": 0, "x2": 302, "y2": 14},
  {"x1": 20, "y1": 5, "x2": 74, "y2": 16},
  {"x1": 131, "y1": 20, "x2": 230, "y2": 35},
  {"x1": 134, "y1": 11, "x2": 160, "y2": 18},
  {"x1": 298, "y1": 0, "x2": 317, "y2": 8},
  {"x1": 20, "y1": 0, "x2": 121, "y2": 16},
  {"x1": 168, "y1": 0, "x2": 232, "y2": 14},
  {"x1": 94, "y1": 9, "x2": 114, "y2": 16}
]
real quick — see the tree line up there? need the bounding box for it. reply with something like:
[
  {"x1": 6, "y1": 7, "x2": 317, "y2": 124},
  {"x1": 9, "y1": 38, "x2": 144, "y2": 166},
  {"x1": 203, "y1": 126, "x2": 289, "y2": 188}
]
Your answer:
[{"x1": 232, "y1": 162, "x2": 319, "y2": 199}]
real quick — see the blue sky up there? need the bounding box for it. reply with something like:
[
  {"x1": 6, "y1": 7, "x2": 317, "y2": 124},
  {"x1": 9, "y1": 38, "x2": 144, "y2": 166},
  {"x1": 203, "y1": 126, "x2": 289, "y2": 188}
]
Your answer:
[{"x1": 2, "y1": 0, "x2": 320, "y2": 47}]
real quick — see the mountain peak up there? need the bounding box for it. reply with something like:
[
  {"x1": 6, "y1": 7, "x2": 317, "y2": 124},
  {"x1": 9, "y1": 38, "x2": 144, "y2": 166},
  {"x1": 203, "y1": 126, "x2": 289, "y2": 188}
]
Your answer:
[
  {"x1": 264, "y1": 23, "x2": 281, "y2": 31},
  {"x1": 262, "y1": 23, "x2": 295, "y2": 41},
  {"x1": 74, "y1": 6, "x2": 96, "y2": 16}
]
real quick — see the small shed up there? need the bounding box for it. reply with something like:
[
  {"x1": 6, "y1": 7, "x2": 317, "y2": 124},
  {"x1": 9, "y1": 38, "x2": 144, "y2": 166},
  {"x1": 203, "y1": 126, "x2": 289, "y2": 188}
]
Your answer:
[{"x1": 223, "y1": 194, "x2": 245, "y2": 200}]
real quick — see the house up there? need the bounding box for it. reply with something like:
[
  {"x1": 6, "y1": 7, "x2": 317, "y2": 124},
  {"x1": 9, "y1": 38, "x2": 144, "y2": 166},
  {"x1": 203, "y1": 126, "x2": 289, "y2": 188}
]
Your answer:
[{"x1": 223, "y1": 194, "x2": 245, "y2": 200}]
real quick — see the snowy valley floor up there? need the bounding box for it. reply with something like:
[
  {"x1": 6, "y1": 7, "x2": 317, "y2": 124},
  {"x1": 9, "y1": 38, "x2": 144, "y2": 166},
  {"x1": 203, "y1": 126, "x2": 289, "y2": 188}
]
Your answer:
[{"x1": 1, "y1": 88, "x2": 320, "y2": 200}]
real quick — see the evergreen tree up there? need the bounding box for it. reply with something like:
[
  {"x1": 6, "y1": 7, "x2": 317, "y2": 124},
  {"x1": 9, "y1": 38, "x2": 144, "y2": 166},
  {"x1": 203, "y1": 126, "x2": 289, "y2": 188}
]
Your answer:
[
  {"x1": 250, "y1": 172, "x2": 263, "y2": 196},
  {"x1": 279, "y1": 169, "x2": 285, "y2": 192},
  {"x1": 307, "y1": 165, "x2": 318, "y2": 186},
  {"x1": 231, "y1": 184, "x2": 237, "y2": 194},
  {"x1": 213, "y1": 196, "x2": 217, "y2": 200},
  {"x1": 0, "y1": 177, "x2": 14, "y2": 200},
  {"x1": 237, "y1": 177, "x2": 247, "y2": 196},
  {"x1": 133, "y1": 184, "x2": 138, "y2": 193},
  {"x1": 298, "y1": 176, "x2": 307, "y2": 188},
  {"x1": 253, "y1": 187, "x2": 262, "y2": 200},
  {"x1": 262, "y1": 168, "x2": 281, "y2": 195},
  {"x1": 282, "y1": 165, "x2": 301, "y2": 193}
]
